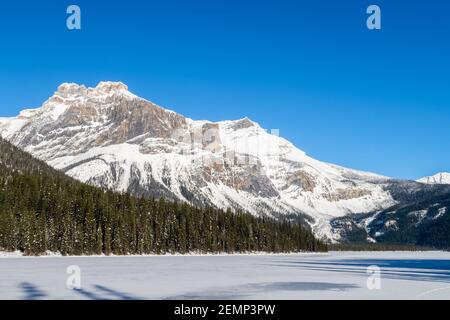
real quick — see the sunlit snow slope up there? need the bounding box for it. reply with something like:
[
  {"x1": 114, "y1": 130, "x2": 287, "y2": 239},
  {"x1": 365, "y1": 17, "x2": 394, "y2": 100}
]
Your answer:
[{"x1": 418, "y1": 173, "x2": 450, "y2": 185}]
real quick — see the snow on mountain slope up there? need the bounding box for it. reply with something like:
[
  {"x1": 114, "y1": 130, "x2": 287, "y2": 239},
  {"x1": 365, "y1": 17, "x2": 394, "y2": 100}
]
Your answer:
[
  {"x1": 0, "y1": 82, "x2": 398, "y2": 241},
  {"x1": 418, "y1": 173, "x2": 450, "y2": 185}
]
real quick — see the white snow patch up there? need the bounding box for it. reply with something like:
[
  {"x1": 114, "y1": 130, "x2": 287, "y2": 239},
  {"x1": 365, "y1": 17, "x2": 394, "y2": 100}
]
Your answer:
[
  {"x1": 432, "y1": 207, "x2": 447, "y2": 220},
  {"x1": 418, "y1": 173, "x2": 450, "y2": 185}
]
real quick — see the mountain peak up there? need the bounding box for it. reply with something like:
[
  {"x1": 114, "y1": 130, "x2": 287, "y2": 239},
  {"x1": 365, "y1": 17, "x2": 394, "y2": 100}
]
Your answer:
[
  {"x1": 55, "y1": 81, "x2": 132, "y2": 99},
  {"x1": 95, "y1": 81, "x2": 129, "y2": 92},
  {"x1": 218, "y1": 117, "x2": 260, "y2": 132},
  {"x1": 56, "y1": 82, "x2": 87, "y2": 96},
  {"x1": 418, "y1": 172, "x2": 450, "y2": 185}
]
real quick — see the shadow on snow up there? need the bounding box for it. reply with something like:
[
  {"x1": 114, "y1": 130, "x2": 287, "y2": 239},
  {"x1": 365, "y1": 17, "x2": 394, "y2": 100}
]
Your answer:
[
  {"x1": 265, "y1": 258, "x2": 450, "y2": 284},
  {"x1": 18, "y1": 283, "x2": 142, "y2": 300}
]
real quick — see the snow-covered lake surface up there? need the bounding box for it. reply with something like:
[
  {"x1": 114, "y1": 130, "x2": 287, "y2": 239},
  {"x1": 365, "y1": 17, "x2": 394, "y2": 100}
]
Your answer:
[{"x1": 1, "y1": 251, "x2": 450, "y2": 300}]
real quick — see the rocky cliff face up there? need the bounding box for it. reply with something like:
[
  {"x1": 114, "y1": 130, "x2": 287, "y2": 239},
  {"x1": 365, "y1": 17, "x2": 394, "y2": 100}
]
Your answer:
[{"x1": 1, "y1": 81, "x2": 445, "y2": 241}]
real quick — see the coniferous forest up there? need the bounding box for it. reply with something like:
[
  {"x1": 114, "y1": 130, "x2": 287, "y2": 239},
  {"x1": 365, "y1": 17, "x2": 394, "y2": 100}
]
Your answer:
[{"x1": 0, "y1": 137, "x2": 327, "y2": 255}]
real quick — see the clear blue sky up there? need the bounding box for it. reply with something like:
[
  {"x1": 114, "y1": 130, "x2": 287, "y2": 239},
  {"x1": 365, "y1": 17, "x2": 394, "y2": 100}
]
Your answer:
[{"x1": 0, "y1": 1, "x2": 449, "y2": 180}]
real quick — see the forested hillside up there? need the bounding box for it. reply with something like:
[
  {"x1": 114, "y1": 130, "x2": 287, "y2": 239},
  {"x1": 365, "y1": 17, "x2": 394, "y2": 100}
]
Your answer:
[
  {"x1": 332, "y1": 192, "x2": 450, "y2": 249},
  {"x1": 0, "y1": 137, "x2": 326, "y2": 255},
  {"x1": 0, "y1": 136, "x2": 68, "y2": 178}
]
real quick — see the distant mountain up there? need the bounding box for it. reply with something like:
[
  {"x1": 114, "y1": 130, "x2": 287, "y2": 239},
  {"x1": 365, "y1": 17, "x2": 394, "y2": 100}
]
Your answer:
[
  {"x1": 0, "y1": 136, "x2": 324, "y2": 255},
  {"x1": 418, "y1": 173, "x2": 450, "y2": 185},
  {"x1": 1, "y1": 81, "x2": 449, "y2": 243},
  {"x1": 331, "y1": 189, "x2": 450, "y2": 249}
]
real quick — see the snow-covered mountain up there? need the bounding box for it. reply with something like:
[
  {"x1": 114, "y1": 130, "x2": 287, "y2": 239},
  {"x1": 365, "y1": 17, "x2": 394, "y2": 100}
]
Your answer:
[
  {"x1": 0, "y1": 82, "x2": 446, "y2": 241},
  {"x1": 418, "y1": 173, "x2": 450, "y2": 185}
]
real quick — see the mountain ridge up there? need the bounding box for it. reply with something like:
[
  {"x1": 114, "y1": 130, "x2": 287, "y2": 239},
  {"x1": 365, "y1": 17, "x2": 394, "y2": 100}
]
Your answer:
[
  {"x1": 418, "y1": 172, "x2": 450, "y2": 185},
  {"x1": 1, "y1": 81, "x2": 448, "y2": 242}
]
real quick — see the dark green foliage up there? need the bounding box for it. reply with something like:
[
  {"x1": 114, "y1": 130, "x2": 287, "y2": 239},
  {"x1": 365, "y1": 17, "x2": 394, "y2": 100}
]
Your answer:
[
  {"x1": 0, "y1": 137, "x2": 326, "y2": 255},
  {"x1": 0, "y1": 136, "x2": 69, "y2": 179}
]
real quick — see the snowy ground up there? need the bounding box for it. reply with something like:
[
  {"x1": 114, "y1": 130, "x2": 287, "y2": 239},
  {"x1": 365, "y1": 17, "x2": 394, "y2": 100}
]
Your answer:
[{"x1": 1, "y1": 251, "x2": 450, "y2": 300}]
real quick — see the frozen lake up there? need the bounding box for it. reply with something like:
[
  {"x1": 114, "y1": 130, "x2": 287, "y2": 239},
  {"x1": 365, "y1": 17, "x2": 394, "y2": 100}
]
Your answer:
[{"x1": 1, "y1": 251, "x2": 450, "y2": 300}]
